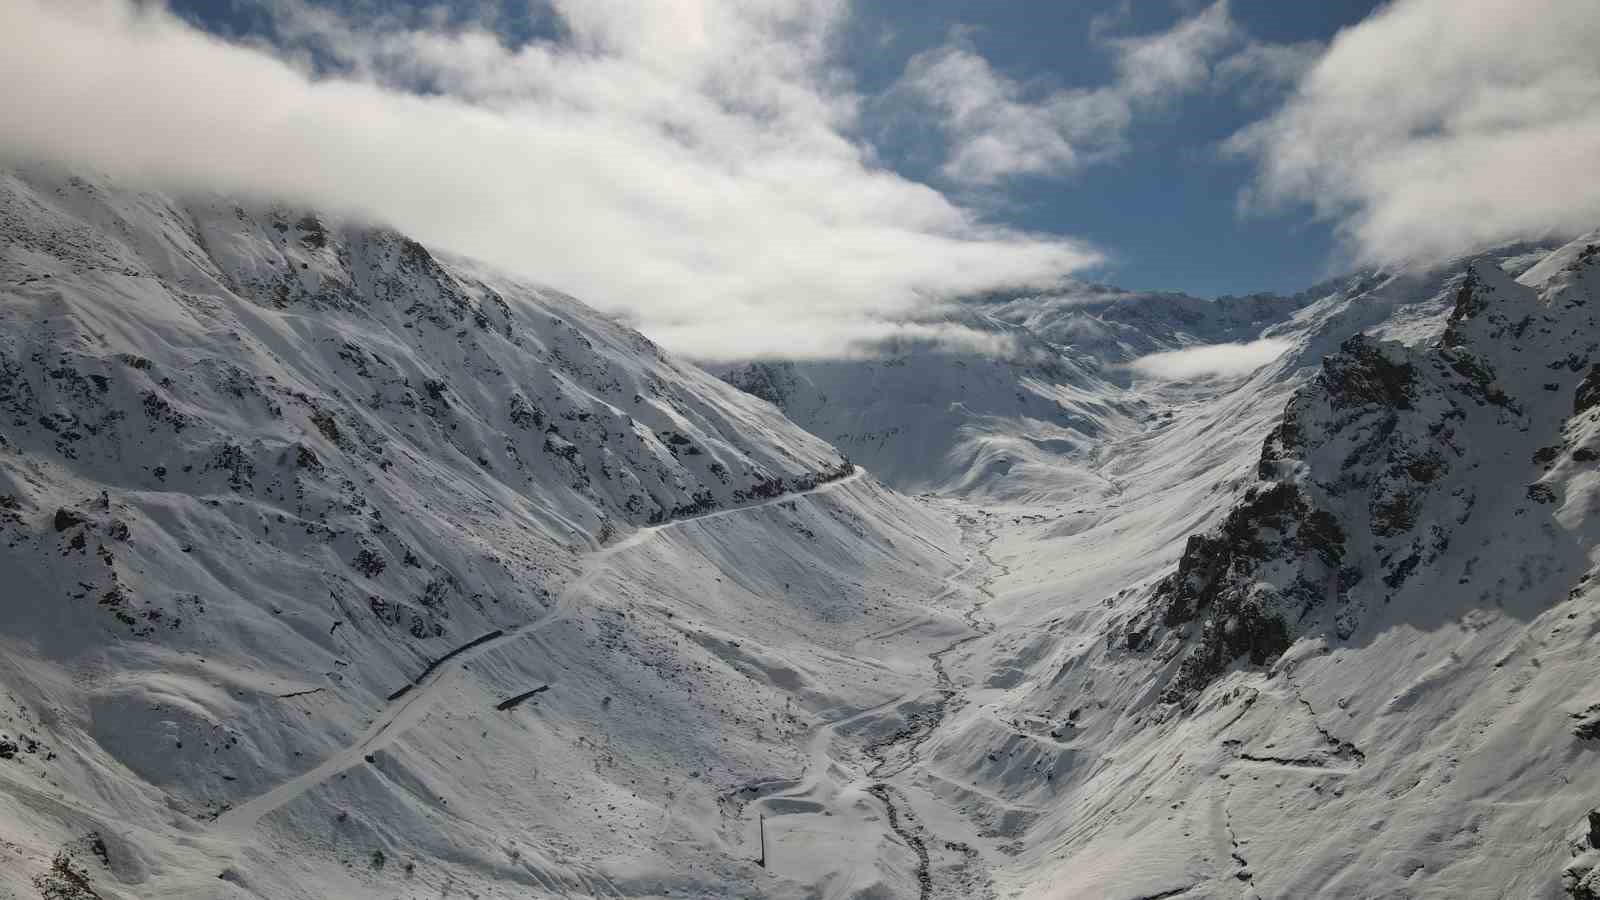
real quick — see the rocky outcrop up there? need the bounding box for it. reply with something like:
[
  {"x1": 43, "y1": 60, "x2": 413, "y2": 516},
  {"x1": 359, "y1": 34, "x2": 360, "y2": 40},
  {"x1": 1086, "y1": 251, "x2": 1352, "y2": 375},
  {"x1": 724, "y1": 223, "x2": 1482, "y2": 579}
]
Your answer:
[
  {"x1": 1577, "y1": 365, "x2": 1600, "y2": 416},
  {"x1": 1154, "y1": 481, "x2": 1344, "y2": 697},
  {"x1": 1137, "y1": 239, "x2": 1600, "y2": 701},
  {"x1": 1565, "y1": 809, "x2": 1600, "y2": 899}
]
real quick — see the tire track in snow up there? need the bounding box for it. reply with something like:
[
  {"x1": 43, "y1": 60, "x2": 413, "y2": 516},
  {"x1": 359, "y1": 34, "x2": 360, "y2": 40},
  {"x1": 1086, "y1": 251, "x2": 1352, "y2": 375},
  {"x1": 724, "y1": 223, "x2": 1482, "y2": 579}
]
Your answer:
[{"x1": 212, "y1": 468, "x2": 864, "y2": 836}]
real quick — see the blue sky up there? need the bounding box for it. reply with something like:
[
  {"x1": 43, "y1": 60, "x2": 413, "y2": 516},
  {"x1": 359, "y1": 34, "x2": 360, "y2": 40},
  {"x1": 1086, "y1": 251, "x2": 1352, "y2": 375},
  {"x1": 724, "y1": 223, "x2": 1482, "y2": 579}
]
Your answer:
[
  {"x1": 7, "y1": 0, "x2": 1596, "y2": 358},
  {"x1": 840, "y1": 1, "x2": 1385, "y2": 296},
  {"x1": 170, "y1": 0, "x2": 1382, "y2": 298}
]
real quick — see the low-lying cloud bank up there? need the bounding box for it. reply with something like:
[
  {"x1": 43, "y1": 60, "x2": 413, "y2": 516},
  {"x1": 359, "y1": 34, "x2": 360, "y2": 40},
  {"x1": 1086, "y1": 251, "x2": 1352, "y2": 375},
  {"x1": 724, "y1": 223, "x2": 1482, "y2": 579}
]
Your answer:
[
  {"x1": 0, "y1": 0, "x2": 1098, "y2": 361},
  {"x1": 1130, "y1": 338, "x2": 1291, "y2": 380}
]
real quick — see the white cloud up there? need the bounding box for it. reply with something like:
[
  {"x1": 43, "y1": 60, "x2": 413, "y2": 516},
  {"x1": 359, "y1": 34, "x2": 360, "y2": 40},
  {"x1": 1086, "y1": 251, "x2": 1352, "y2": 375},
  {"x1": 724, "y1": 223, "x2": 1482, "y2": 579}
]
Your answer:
[
  {"x1": 1229, "y1": 0, "x2": 1600, "y2": 263},
  {"x1": 897, "y1": 1, "x2": 1238, "y2": 185},
  {"x1": 1214, "y1": 39, "x2": 1321, "y2": 105},
  {"x1": 1129, "y1": 338, "x2": 1290, "y2": 380},
  {"x1": 649, "y1": 316, "x2": 1025, "y2": 362},
  {"x1": 1105, "y1": 0, "x2": 1236, "y2": 103},
  {"x1": 0, "y1": 0, "x2": 1101, "y2": 361}
]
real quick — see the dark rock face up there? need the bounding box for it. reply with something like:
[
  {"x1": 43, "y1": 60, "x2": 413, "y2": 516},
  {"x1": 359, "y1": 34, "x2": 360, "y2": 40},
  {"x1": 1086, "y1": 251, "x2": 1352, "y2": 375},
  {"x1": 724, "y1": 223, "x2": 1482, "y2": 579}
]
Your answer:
[
  {"x1": 1153, "y1": 481, "x2": 1333, "y2": 699},
  {"x1": 1139, "y1": 252, "x2": 1600, "y2": 702},
  {"x1": 1573, "y1": 704, "x2": 1600, "y2": 740},
  {"x1": 1567, "y1": 808, "x2": 1600, "y2": 898},
  {"x1": 1577, "y1": 366, "x2": 1600, "y2": 416},
  {"x1": 1321, "y1": 334, "x2": 1417, "y2": 411},
  {"x1": 1442, "y1": 268, "x2": 1487, "y2": 348}
]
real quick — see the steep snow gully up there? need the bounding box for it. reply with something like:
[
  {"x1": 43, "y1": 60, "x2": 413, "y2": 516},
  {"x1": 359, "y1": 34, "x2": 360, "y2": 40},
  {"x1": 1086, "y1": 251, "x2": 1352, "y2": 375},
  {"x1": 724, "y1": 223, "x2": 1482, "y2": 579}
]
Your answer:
[{"x1": 215, "y1": 468, "x2": 865, "y2": 837}]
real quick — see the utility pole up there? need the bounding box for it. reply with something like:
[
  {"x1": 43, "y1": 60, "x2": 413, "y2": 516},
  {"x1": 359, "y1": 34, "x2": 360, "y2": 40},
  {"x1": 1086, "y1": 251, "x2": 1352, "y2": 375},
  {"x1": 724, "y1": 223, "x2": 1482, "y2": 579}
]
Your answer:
[{"x1": 757, "y1": 813, "x2": 767, "y2": 869}]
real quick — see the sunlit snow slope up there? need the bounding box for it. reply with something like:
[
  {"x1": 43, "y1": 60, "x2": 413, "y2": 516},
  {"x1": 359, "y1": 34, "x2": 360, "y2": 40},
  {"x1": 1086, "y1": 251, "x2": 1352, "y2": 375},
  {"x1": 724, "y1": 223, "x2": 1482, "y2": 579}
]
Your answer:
[
  {"x1": 896, "y1": 236, "x2": 1600, "y2": 899},
  {"x1": 0, "y1": 166, "x2": 980, "y2": 899}
]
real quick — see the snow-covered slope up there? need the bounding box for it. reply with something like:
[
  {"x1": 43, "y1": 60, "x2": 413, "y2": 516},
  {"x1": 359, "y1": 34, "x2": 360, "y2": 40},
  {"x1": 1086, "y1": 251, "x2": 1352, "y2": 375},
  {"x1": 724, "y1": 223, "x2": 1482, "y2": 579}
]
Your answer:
[
  {"x1": 720, "y1": 247, "x2": 1558, "y2": 507},
  {"x1": 715, "y1": 285, "x2": 1316, "y2": 501},
  {"x1": 912, "y1": 233, "x2": 1600, "y2": 899},
  {"x1": 713, "y1": 284, "x2": 1320, "y2": 502},
  {"x1": 0, "y1": 166, "x2": 981, "y2": 898},
  {"x1": 719, "y1": 313, "x2": 1139, "y2": 501},
  {"x1": 976, "y1": 283, "x2": 1317, "y2": 364}
]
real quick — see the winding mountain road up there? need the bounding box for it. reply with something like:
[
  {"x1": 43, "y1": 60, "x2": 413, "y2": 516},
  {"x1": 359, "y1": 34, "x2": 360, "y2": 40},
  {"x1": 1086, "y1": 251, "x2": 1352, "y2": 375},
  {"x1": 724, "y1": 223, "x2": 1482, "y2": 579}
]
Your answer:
[{"x1": 213, "y1": 468, "x2": 864, "y2": 837}]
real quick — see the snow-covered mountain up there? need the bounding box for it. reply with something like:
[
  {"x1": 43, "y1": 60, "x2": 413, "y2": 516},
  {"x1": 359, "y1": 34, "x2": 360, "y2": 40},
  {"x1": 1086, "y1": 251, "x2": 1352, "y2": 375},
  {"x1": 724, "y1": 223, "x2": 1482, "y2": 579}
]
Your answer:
[
  {"x1": 0, "y1": 166, "x2": 973, "y2": 898},
  {"x1": 719, "y1": 312, "x2": 1139, "y2": 500},
  {"x1": 5, "y1": 158, "x2": 1600, "y2": 900},
  {"x1": 973, "y1": 282, "x2": 1318, "y2": 364},
  {"x1": 719, "y1": 246, "x2": 1557, "y2": 504},
  {"x1": 713, "y1": 281, "x2": 1321, "y2": 502},
  {"x1": 905, "y1": 234, "x2": 1600, "y2": 899}
]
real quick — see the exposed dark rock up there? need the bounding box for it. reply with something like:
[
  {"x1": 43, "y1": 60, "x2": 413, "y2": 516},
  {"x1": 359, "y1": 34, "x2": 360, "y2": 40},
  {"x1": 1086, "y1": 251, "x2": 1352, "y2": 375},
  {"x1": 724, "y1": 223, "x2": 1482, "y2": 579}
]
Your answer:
[
  {"x1": 1139, "y1": 289, "x2": 1556, "y2": 699},
  {"x1": 1323, "y1": 335, "x2": 1416, "y2": 411},
  {"x1": 296, "y1": 214, "x2": 327, "y2": 249},
  {"x1": 294, "y1": 444, "x2": 322, "y2": 472},
  {"x1": 309, "y1": 411, "x2": 340, "y2": 444},
  {"x1": 204, "y1": 442, "x2": 255, "y2": 491},
  {"x1": 1574, "y1": 705, "x2": 1600, "y2": 740},
  {"x1": 352, "y1": 547, "x2": 386, "y2": 578},
  {"x1": 1442, "y1": 269, "x2": 1486, "y2": 348},
  {"x1": 508, "y1": 393, "x2": 544, "y2": 430},
  {"x1": 1578, "y1": 366, "x2": 1600, "y2": 416},
  {"x1": 1151, "y1": 481, "x2": 1326, "y2": 697}
]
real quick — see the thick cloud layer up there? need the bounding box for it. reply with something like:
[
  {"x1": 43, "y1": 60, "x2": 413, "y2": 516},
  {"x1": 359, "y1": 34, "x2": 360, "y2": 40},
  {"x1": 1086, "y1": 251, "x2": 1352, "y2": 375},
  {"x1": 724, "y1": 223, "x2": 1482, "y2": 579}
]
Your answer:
[
  {"x1": 1130, "y1": 338, "x2": 1291, "y2": 380},
  {"x1": 6, "y1": 1, "x2": 1594, "y2": 361},
  {"x1": 1230, "y1": 0, "x2": 1600, "y2": 262},
  {"x1": 0, "y1": 0, "x2": 1100, "y2": 360}
]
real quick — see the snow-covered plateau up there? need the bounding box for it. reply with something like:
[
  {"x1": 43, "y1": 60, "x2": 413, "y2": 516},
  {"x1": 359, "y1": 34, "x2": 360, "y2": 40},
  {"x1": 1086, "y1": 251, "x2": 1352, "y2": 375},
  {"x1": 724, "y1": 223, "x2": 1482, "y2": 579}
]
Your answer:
[{"x1": 3, "y1": 165, "x2": 1600, "y2": 899}]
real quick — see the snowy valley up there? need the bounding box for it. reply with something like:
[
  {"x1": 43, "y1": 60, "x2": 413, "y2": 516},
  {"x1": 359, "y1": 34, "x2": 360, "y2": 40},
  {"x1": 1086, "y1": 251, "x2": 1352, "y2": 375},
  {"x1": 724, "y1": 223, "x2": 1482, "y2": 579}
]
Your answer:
[{"x1": 3, "y1": 163, "x2": 1600, "y2": 900}]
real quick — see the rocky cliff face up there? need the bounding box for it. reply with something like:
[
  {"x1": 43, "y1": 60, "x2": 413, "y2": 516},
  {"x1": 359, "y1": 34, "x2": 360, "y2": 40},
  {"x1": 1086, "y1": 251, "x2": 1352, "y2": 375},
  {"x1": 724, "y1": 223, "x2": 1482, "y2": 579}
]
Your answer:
[{"x1": 1130, "y1": 235, "x2": 1600, "y2": 700}]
